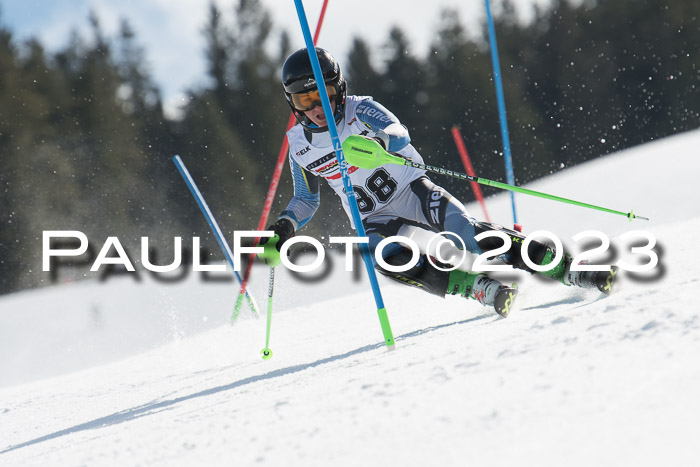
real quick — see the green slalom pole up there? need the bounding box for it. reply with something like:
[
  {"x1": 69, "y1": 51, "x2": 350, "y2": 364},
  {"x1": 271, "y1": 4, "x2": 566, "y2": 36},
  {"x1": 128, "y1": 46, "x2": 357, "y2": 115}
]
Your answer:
[
  {"x1": 261, "y1": 267, "x2": 275, "y2": 360},
  {"x1": 342, "y1": 135, "x2": 650, "y2": 222}
]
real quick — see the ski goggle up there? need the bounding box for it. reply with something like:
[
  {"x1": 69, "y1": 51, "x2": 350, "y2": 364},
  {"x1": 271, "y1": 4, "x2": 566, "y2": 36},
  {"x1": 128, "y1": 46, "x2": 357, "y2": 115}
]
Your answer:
[{"x1": 289, "y1": 83, "x2": 338, "y2": 111}]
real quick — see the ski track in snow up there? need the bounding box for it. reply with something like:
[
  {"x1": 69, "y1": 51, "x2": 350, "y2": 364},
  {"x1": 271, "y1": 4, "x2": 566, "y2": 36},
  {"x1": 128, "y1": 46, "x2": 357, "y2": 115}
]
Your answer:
[{"x1": 1, "y1": 131, "x2": 700, "y2": 466}]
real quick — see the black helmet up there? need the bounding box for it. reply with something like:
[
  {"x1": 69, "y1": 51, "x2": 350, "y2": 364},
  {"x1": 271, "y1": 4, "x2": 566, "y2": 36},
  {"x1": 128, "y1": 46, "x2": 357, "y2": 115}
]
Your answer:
[{"x1": 282, "y1": 47, "x2": 347, "y2": 132}]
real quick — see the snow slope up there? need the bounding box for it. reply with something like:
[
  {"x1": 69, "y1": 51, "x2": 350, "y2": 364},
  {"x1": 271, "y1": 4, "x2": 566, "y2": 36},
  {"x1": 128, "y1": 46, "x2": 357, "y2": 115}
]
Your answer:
[{"x1": 1, "y1": 130, "x2": 700, "y2": 466}]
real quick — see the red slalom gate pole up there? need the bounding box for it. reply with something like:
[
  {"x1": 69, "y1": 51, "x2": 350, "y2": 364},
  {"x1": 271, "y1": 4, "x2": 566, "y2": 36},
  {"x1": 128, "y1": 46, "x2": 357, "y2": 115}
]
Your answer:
[
  {"x1": 451, "y1": 126, "x2": 491, "y2": 222},
  {"x1": 233, "y1": 0, "x2": 330, "y2": 320}
]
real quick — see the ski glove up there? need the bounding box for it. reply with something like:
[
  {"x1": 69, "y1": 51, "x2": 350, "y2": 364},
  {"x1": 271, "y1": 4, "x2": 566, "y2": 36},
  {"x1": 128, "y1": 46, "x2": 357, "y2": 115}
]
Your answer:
[
  {"x1": 262, "y1": 218, "x2": 295, "y2": 250},
  {"x1": 258, "y1": 235, "x2": 282, "y2": 267},
  {"x1": 370, "y1": 132, "x2": 388, "y2": 150},
  {"x1": 258, "y1": 218, "x2": 295, "y2": 267}
]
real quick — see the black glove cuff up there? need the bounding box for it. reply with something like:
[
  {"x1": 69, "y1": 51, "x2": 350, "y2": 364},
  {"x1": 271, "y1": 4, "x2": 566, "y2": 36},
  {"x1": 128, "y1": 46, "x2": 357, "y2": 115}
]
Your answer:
[
  {"x1": 263, "y1": 218, "x2": 295, "y2": 250},
  {"x1": 274, "y1": 218, "x2": 295, "y2": 239}
]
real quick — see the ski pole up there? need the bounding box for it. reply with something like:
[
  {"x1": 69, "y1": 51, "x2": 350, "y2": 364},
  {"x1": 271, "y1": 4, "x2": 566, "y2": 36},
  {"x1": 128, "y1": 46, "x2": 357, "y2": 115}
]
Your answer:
[
  {"x1": 341, "y1": 135, "x2": 650, "y2": 222},
  {"x1": 172, "y1": 155, "x2": 259, "y2": 317},
  {"x1": 261, "y1": 267, "x2": 275, "y2": 360}
]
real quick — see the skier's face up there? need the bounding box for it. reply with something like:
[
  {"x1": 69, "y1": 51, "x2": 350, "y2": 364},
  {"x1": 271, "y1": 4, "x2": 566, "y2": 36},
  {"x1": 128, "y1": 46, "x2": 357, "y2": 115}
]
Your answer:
[{"x1": 303, "y1": 100, "x2": 335, "y2": 128}]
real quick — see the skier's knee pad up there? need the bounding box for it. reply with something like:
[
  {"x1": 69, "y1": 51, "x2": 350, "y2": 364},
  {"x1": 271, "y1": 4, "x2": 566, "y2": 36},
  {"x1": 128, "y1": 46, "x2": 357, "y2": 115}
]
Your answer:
[
  {"x1": 473, "y1": 221, "x2": 550, "y2": 273},
  {"x1": 375, "y1": 249, "x2": 449, "y2": 297}
]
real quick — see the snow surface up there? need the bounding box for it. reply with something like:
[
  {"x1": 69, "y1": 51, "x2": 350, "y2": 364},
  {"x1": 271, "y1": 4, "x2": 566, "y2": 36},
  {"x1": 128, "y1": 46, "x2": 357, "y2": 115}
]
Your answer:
[{"x1": 1, "y1": 130, "x2": 700, "y2": 466}]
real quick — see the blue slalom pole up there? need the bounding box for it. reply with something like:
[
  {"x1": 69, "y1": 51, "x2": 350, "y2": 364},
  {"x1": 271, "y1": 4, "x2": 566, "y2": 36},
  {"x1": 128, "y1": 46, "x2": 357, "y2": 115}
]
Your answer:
[
  {"x1": 293, "y1": 0, "x2": 395, "y2": 348},
  {"x1": 484, "y1": 0, "x2": 518, "y2": 224},
  {"x1": 173, "y1": 155, "x2": 259, "y2": 317}
]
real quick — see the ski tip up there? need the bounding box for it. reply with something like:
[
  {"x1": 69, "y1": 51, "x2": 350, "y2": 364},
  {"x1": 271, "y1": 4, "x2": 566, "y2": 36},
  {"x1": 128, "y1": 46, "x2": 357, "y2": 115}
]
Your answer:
[
  {"x1": 494, "y1": 285, "x2": 518, "y2": 318},
  {"x1": 595, "y1": 265, "x2": 619, "y2": 296}
]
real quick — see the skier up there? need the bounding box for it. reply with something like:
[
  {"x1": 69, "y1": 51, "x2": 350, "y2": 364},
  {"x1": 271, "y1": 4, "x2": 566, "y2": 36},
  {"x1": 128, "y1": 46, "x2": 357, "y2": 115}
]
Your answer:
[{"x1": 259, "y1": 47, "x2": 616, "y2": 317}]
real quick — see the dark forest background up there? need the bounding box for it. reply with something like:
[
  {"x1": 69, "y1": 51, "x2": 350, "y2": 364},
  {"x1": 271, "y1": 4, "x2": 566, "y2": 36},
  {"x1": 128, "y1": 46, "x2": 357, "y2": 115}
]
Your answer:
[{"x1": 1, "y1": 0, "x2": 698, "y2": 294}]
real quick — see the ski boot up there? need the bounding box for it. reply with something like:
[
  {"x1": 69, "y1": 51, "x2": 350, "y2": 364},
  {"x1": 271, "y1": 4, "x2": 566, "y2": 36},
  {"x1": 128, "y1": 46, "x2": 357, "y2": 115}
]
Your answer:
[
  {"x1": 539, "y1": 250, "x2": 619, "y2": 295},
  {"x1": 448, "y1": 270, "x2": 518, "y2": 318},
  {"x1": 565, "y1": 260, "x2": 619, "y2": 295}
]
